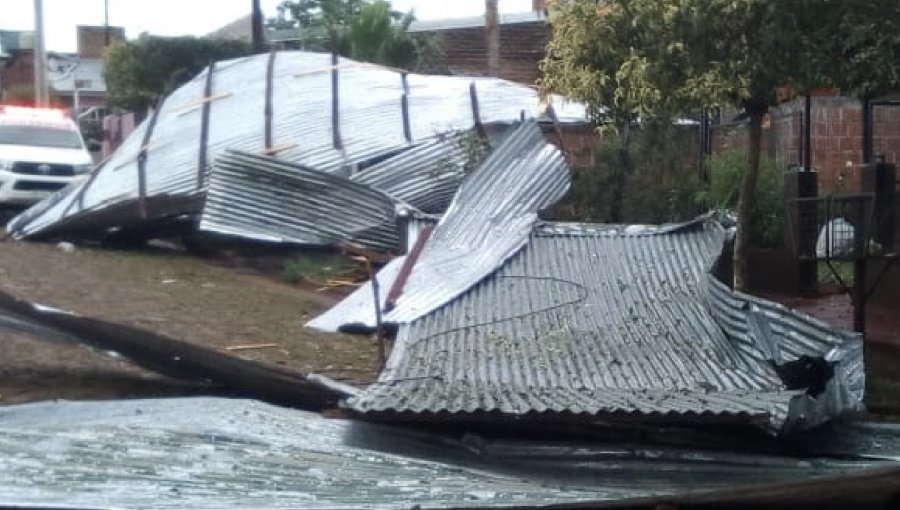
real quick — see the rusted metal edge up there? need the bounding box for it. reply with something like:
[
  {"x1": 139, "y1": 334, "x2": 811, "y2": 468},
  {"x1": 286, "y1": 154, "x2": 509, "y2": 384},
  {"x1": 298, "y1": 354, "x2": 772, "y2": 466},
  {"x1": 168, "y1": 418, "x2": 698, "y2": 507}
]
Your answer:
[
  {"x1": 197, "y1": 61, "x2": 216, "y2": 189},
  {"x1": 0, "y1": 288, "x2": 352, "y2": 410},
  {"x1": 264, "y1": 50, "x2": 276, "y2": 150},
  {"x1": 137, "y1": 96, "x2": 167, "y2": 219},
  {"x1": 384, "y1": 224, "x2": 434, "y2": 312}
]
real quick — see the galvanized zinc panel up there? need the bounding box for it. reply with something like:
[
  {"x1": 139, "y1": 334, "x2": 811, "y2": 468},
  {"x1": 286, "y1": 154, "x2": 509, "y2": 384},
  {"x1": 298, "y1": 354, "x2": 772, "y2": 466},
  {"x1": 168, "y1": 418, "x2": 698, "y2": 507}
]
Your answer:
[
  {"x1": 7, "y1": 52, "x2": 586, "y2": 241},
  {"x1": 345, "y1": 221, "x2": 862, "y2": 433},
  {"x1": 0, "y1": 397, "x2": 895, "y2": 510},
  {"x1": 307, "y1": 121, "x2": 570, "y2": 331},
  {"x1": 200, "y1": 150, "x2": 400, "y2": 251},
  {"x1": 350, "y1": 135, "x2": 469, "y2": 214}
]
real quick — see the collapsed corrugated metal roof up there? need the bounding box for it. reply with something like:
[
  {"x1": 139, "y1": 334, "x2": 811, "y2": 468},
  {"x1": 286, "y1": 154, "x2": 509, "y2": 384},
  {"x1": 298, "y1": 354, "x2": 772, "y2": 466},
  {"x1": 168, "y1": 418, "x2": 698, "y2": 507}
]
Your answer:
[
  {"x1": 341, "y1": 219, "x2": 862, "y2": 433},
  {"x1": 1, "y1": 397, "x2": 897, "y2": 510},
  {"x1": 6, "y1": 51, "x2": 586, "y2": 243},
  {"x1": 349, "y1": 134, "x2": 468, "y2": 215},
  {"x1": 307, "y1": 120, "x2": 570, "y2": 330},
  {"x1": 200, "y1": 150, "x2": 401, "y2": 251}
]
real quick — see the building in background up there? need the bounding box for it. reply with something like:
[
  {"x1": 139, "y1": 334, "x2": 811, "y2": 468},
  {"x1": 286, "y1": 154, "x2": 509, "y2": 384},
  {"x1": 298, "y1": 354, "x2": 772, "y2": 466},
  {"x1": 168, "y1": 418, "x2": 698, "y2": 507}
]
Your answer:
[
  {"x1": 0, "y1": 25, "x2": 124, "y2": 118},
  {"x1": 408, "y1": 1, "x2": 549, "y2": 85},
  {"x1": 208, "y1": 14, "x2": 302, "y2": 50}
]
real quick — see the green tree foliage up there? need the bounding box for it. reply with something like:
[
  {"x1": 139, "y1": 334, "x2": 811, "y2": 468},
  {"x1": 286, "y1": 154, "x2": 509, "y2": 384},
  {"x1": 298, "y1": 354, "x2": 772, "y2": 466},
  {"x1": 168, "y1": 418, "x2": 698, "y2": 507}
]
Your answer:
[
  {"x1": 696, "y1": 149, "x2": 784, "y2": 249},
  {"x1": 269, "y1": 0, "x2": 439, "y2": 70},
  {"x1": 103, "y1": 35, "x2": 252, "y2": 113},
  {"x1": 541, "y1": 0, "x2": 900, "y2": 289}
]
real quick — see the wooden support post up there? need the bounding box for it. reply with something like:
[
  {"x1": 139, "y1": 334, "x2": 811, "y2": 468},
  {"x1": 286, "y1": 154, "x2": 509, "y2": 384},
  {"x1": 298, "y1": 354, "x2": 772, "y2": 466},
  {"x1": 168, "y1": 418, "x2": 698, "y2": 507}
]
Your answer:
[
  {"x1": 264, "y1": 50, "x2": 277, "y2": 150},
  {"x1": 136, "y1": 96, "x2": 166, "y2": 220},
  {"x1": 359, "y1": 257, "x2": 386, "y2": 369},
  {"x1": 401, "y1": 72, "x2": 412, "y2": 143},
  {"x1": 385, "y1": 225, "x2": 434, "y2": 312},
  {"x1": 469, "y1": 82, "x2": 489, "y2": 142},
  {"x1": 331, "y1": 51, "x2": 343, "y2": 151},
  {"x1": 197, "y1": 61, "x2": 216, "y2": 189}
]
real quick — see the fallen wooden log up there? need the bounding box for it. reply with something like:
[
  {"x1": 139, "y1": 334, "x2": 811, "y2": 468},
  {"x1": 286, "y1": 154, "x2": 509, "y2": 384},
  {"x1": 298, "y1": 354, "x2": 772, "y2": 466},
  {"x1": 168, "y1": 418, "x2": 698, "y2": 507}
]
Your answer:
[{"x1": 0, "y1": 289, "x2": 354, "y2": 410}]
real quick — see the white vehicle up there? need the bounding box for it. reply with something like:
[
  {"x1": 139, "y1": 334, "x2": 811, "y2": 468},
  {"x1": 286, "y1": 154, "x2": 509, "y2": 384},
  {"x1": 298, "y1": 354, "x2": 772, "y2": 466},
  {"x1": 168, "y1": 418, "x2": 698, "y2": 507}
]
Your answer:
[{"x1": 0, "y1": 106, "x2": 93, "y2": 205}]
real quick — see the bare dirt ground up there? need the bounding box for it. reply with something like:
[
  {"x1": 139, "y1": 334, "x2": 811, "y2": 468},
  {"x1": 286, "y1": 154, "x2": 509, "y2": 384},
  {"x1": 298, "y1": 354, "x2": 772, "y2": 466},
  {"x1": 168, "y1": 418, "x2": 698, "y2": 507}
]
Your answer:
[{"x1": 0, "y1": 236, "x2": 381, "y2": 405}]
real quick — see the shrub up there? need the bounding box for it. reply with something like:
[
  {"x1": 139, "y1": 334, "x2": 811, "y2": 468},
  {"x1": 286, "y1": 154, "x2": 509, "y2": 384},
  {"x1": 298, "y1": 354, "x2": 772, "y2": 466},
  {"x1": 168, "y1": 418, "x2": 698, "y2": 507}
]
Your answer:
[
  {"x1": 548, "y1": 119, "x2": 705, "y2": 224},
  {"x1": 696, "y1": 148, "x2": 785, "y2": 248},
  {"x1": 282, "y1": 253, "x2": 355, "y2": 284}
]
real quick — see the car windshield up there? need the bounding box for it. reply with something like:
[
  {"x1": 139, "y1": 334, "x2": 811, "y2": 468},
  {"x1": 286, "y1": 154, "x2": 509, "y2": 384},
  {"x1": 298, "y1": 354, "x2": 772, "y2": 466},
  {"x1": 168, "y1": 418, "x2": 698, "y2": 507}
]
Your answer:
[{"x1": 0, "y1": 124, "x2": 83, "y2": 149}]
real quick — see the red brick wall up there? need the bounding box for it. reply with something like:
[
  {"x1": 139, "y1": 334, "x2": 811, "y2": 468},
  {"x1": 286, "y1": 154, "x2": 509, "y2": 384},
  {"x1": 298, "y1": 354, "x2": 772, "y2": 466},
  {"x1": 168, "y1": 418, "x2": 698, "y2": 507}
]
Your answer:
[
  {"x1": 542, "y1": 124, "x2": 601, "y2": 167},
  {"x1": 873, "y1": 103, "x2": 900, "y2": 167},
  {"x1": 0, "y1": 49, "x2": 36, "y2": 100},
  {"x1": 710, "y1": 96, "x2": 900, "y2": 194},
  {"x1": 77, "y1": 26, "x2": 125, "y2": 58},
  {"x1": 428, "y1": 21, "x2": 550, "y2": 85}
]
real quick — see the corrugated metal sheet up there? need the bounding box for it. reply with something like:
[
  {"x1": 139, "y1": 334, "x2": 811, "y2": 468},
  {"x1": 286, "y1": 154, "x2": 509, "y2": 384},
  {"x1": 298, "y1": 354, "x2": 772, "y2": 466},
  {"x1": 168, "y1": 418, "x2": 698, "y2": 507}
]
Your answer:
[
  {"x1": 307, "y1": 121, "x2": 570, "y2": 331},
  {"x1": 344, "y1": 220, "x2": 862, "y2": 433},
  {"x1": 0, "y1": 397, "x2": 896, "y2": 510},
  {"x1": 7, "y1": 51, "x2": 586, "y2": 241},
  {"x1": 350, "y1": 135, "x2": 468, "y2": 214},
  {"x1": 200, "y1": 150, "x2": 400, "y2": 251},
  {"x1": 704, "y1": 275, "x2": 865, "y2": 431}
]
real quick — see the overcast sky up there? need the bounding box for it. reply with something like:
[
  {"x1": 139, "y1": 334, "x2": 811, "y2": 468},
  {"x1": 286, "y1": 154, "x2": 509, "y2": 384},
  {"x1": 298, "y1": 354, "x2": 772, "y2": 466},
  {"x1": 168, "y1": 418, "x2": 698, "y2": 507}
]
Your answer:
[{"x1": 0, "y1": 0, "x2": 534, "y2": 53}]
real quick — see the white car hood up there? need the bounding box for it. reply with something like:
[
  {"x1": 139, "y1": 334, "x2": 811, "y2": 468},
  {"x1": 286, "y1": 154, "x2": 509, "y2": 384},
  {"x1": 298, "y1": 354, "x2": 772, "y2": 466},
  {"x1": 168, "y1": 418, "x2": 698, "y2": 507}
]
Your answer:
[{"x1": 0, "y1": 143, "x2": 92, "y2": 166}]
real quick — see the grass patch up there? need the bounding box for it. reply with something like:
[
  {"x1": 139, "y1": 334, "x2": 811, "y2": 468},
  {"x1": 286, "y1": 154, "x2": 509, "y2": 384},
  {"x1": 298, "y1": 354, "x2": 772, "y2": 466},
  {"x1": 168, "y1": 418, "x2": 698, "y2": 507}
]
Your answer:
[
  {"x1": 818, "y1": 260, "x2": 854, "y2": 288},
  {"x1": 868, "y1": 376, "x2": 900, "y2": 419},
  {"x1": 281, "y1": 253, "x2": 356, "y2": 284}
]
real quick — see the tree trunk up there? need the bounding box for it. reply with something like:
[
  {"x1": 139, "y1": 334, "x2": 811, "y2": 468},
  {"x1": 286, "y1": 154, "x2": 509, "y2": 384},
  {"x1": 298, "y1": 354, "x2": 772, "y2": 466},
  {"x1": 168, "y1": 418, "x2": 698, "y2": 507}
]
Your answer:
[
  {"x1": 734, "y1": 107, "x2": 765, "y2": 290},
  {"x1": 609, "y1": 124, "x2": 632, "y2": 223},
  {"x1": 485, "y1": 0, "x2": 500, "y2": 77}
]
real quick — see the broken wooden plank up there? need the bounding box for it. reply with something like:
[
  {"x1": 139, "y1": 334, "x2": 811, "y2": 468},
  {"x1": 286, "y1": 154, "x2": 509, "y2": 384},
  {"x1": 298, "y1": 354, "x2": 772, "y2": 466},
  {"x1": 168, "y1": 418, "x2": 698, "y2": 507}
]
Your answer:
[{"x1": 225, "y1": 343, "x2": 280, "y2": 352}]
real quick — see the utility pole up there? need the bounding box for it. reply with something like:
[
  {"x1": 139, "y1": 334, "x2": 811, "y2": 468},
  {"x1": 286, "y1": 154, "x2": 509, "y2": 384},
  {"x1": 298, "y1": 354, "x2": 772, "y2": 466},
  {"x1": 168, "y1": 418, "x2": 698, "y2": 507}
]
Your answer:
[
  {"x1": 104, "y1": 0, "x2": 110, "y2": 46},
  {"x1": 485, "y1": 0, "x2": 499, "y2": 77},
  {"x1": 33, "y1": 0, "x2": 50, "y2": 107},
  {"x1": 251, "y1": 0, "x2": 265, "y2": 53}
]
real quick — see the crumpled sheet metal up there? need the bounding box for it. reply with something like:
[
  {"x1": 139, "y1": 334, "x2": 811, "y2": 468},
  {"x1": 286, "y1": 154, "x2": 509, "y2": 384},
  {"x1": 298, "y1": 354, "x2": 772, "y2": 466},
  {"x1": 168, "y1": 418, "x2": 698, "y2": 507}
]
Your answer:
[
  {"x1": 199, "y1": 150, "x2": 401, "y2": 251},
  {"x1": 341, "y1": 219, "x2": 864, "y2": 434},
  {"x1": 0, "y1": 397, "x2": 897, "y2": 510},
  {"x1": 7, "y1": 51, "x2": 585, "y2": 241},
  {"x1": 307, "y1": 121, "x2": 570, "y2": 331},
  {"x1": 350, "y1": 135, "x2": 469, "y2": 214},
  {"x1": 704, "y1": 275, "x2": 865, "y2": 433}
]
